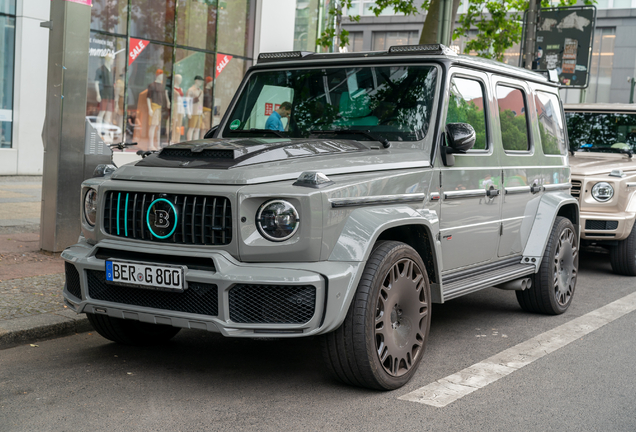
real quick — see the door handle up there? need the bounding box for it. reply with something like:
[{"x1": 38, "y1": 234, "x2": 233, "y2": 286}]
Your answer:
[{"x1": 486, "y1": 188, "x2": 500, "y2": 197}]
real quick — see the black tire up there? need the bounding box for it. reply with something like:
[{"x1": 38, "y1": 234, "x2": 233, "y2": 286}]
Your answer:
[
  {"x1": 516, "y1": 216, "x2": 579, "y2": 315},
  {"x1": 610, "y1": 223, "x2": 636, "y2": 276},
  {"x1": 322, "y1": 241, "x2": 431, "y2": 390},
  {"x1": 86, "y1": 313, "x2": 181, "y2": 346}
]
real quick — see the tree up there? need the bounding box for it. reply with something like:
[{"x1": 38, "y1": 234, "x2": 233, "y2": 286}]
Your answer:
[{"x1": 317, "y1": 0, "x2": 594, "y2": 62}]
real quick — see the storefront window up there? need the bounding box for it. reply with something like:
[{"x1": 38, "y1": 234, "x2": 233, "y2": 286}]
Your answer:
[
  {"x1": 86, "y1": 35, "x2": 126, "y2": 145},
  {"x1": 0, "y1": 8, "x2": 15, "y2": 149},
  {"x1": 173, "y1": 49, "x2": 216, "y2": 143},
  {"x1": 88, "y1": 0, "x2": 255, "y2": 152},
  {"x1": 294, "y1": 0, "x2": 320, "y2": 52},
  {"x1": 214, "y1": 56, "x2": 251, "y2": 128},
  {"x1": 0, "y1": 0, "x2": 15, "y2": 15},
  {"x1": 91, "y1": 0, "x2": 128, "y2": 34},
  {"x1": 177, "y1": 0, "x2": 217, "y2": 52},
  {"x1": 127, "y1": 42, "x2": 173, "y2": 150},
  {"x1": 217, "y1": 0, "x2": 253, "y2": 57},
  {"x1": 130, "y1": 0, "x2": 176, "y2": 44}
]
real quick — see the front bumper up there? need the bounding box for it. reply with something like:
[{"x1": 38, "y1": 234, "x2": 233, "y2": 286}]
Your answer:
[
  {"x1": 62, "y1": 239, "x2": 363, "y2": 338},
  {"x1": 579, "y1": 211, "x2": 636, "y2": 242}
]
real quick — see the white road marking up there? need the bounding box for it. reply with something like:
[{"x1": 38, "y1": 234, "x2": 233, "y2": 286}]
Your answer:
[{"x1": 399, "y1": 291, "x2": 636, "y2": 408}]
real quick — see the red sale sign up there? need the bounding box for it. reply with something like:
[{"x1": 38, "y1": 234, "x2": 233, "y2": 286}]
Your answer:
[
  {"x1": 215, "y1": 53, "x2": 233, "y2": 78},
  {"x1": 129, "y1": 38, "x2": 148, "y2": 66},
  {"x1": 264, "y1": 103, "x2": 273, "y2": 116},
  {"x1": 275, "y1": 104, "x2": 281, "y2": 111},
  {"x1": 61, "y1": 0, "x2": 92, "y2": 5}
]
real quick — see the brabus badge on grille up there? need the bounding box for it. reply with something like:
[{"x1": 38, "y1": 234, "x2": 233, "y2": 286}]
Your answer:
[{"x1": 146, "y1": 198, "x2": 178, "y2": 239}]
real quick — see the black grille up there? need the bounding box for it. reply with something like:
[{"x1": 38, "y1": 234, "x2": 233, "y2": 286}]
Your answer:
[
  {"x1": 103, "y1": 191, "x2": 232, "y2": 245},
  {"x1": 586, "y1": 220, "x2": 619, "y2": 230},
  {"x1": 160, "y1": 148, "x2": 234, "y2": 159},
  {"x1": 229, "y1": 284, "x2": 316, "y2": 324},
  {"x1": 87, "y1": 270, "x2": 218, "y2": 316},
  {"x1": 65, "y1": 262, "x2": 82, "y2": 299},
  {"x1": 571, "y1": 180, "x2": 582, "y2": 199}
]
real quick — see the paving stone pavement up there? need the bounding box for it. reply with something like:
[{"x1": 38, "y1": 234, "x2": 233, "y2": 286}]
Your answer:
[
  {"x1": 0, "y1": 274, "x2": 67, "y2": 321},
  {"x1": 0, "y1": 175, "x2": 89, "y2": 348}
]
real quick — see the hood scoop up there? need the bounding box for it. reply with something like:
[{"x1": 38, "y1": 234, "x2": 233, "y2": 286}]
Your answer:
[
  {"x1": 159, "y1": 148, "x2": 236, "y2": 160},
  {"x1": 135, "y1": 138, "x2": 368, "y2": 170}
]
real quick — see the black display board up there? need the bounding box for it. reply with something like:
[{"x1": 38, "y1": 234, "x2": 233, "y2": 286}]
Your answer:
[{"x1": 532, "y1": 6, "x2": 596, "y2": 88}]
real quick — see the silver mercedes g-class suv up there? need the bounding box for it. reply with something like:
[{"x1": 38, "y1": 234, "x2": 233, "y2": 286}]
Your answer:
[{"x1": 63, "y1": 45, "x2": 579, "y2": 390}]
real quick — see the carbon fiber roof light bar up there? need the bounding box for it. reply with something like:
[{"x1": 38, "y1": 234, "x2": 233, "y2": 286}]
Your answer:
[
  {"x1": 388, "y1": 44, "x2": 457, "y2": 56},
  {"x1": 257, "y1": 51, "x2": 314, "y2": 63}
]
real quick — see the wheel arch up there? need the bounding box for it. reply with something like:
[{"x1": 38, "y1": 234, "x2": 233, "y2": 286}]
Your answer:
[
  {"x1": 376, "y1": 224, "x2": 439, "y2": 285},
  {"x1": 522, "y1": 192, "x2": 580, "y2": 269}
]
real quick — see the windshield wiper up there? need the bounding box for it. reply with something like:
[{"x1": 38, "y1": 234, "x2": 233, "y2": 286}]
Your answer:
[
  {"x1": 310, "y1": 129, "x2": 390, "y2": 148},
  {"x1": 229, "y1": 128, "x2": 287, "y2": 138}
]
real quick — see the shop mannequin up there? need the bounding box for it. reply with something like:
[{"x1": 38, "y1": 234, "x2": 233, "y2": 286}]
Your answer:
[
  {"x1": 114, "y1": 74, "x2": 125, "y2": 131},
  {"x1": 146, "y1": 69, "x2": 170, "y2": 151},
  {"x1": 95, "y1": 54, "x2": 115, "y2": 129},
  {"x1": 171, "y1": 74, "x2": 184, "y2": 143},
  {"x1": 201, "y1": 76, "x2": 213, "y2": 137},
  {"x1": 186, "y1": 75, "x2": 204, "y2": 141}
]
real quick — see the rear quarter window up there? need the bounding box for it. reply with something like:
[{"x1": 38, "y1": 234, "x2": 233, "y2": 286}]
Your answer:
[{"x1": 535, "y1": 92, "x2": 566, "y2": 155}]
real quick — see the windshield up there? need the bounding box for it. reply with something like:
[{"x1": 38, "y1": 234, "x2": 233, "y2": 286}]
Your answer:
[
  {"x1": 222, "y1": 65, "x2": 438, "y2": 142},
  {"x1": 566, "y1": 111, "x2": 636, "y2": 153}
]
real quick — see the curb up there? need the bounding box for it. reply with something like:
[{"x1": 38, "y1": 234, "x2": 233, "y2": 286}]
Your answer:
[{"x1": 0, "y1": 310, "x2": 91, "y2": 350}]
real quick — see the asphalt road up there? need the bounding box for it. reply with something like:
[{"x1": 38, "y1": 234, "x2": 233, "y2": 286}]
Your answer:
[{"x1": 2, "y1": 250, "x2": 635, "y2": 432}]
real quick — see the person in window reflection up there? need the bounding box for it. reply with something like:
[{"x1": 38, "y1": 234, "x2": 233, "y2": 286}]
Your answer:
[{"x1": 265, "y1": 102, "x2": 292, "y2": 131}]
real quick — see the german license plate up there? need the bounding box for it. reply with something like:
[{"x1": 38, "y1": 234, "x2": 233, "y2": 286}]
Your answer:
[{"x1": 105, "y1": 260, "x2": 186, "y2": 292}]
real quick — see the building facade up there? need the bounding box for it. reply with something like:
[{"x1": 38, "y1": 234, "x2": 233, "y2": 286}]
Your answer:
[{"x1": 0, "y1": 0, "x2": 313, "y2": 175}]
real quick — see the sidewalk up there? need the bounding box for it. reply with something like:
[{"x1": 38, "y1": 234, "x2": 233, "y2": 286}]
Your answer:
[{"x1": 0, "y1": 176, "x2": 90, "y2": 349}]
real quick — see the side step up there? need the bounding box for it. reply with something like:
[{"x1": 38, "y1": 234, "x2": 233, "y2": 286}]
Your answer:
[{"x1": 442, "y1": 257, "x2": 535, "y2": 301}]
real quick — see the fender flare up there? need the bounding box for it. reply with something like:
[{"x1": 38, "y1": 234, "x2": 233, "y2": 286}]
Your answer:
[
  {"x1": 522, "y1": 192, "x2": 579, "y2": 269},
  {"x1": 327, "y1": 205, "x2": 443, "y2": 302}
]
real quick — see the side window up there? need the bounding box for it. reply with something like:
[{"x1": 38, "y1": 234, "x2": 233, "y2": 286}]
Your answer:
[
  {"x1": 496, "y1": 85, "x2": 530, "y2": 152},
  {"x1": 535, "y1": 91, "x2": 566, "y2": 155},
  {"x1": 446, "y1": 76, "x2": 487, "y2": 150}
]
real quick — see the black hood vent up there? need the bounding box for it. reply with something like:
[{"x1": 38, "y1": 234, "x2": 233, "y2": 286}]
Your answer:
[{"x1": 159, "y1": 148, "x2": 235, "y2": 159}]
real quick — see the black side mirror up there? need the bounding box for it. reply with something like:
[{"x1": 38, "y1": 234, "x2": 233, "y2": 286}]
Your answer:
[
  {"x1": 446, "y1": 123, "x2": 476, "y2": 152},
  {"x1": 441, "y1": 123, "x2": 476, "y2": 167}
]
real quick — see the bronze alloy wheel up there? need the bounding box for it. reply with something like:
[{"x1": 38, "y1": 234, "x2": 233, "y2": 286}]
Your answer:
[
  {"x1": 322, "y1": 241, "x2": 431, "y2": 390},
  {"x1": 375, "y1": 258, "x2": 428, "y2": 377},
  {"x1": 553, "y1": 226, "x2": 577, "y2": 307},
  {"x1": 517, "y1": 216, "x2": 579, "y2": 315}
]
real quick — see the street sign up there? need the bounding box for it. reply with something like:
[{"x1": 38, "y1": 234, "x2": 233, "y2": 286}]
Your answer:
[{"x1": 534, "y1": 6, "x2": 596, "y2": 88}]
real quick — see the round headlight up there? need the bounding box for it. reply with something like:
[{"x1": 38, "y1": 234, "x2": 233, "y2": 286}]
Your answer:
[
  {"x1": 592, "y1": 182, "x2": 614, "y2": 202},
  {"x1": 256, "y1": 200, "x2": 300, "y2": 242},
  {"x1": 84, "y1": 189, "x2": 98, "y2": 226}
]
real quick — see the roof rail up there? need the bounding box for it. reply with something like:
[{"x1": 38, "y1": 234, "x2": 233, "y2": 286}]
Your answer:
[
  {"x1": 388, "y1": 44, "x2": 457, "y2": 56},
  {"x1": 257, "y1": 51, "x2": 313, "y2": 63}
]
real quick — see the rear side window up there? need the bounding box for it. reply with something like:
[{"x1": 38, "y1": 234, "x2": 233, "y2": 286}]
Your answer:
[
  {"x1": 535, "y1": 91, "x2": 566, "y2": 155},
  {"x1": 496, "y1": 85, "x2": 530, "y2": 152},
  {"x1": 446, "y1": 76, "x2": 487, "y2": 150}
]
